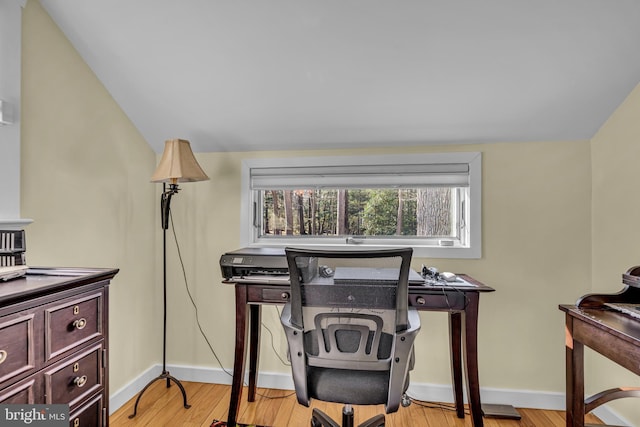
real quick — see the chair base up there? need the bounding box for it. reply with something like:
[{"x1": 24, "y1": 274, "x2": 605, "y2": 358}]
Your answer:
[{"x1": 311, "y1": 406, "x2": 385, "y2": 427}]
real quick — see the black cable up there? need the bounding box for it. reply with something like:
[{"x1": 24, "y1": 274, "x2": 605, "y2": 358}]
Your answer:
[
  {"x1": 170, "y1": 211, "x2": 234, "y2": 379},
  {"x1": 423, "y1": 277, "x2": 470, "y2": 310},
  {"x1": 257, "y1": 390, "x2": 297, "y2": 400},
  {"x1": 263, "y1": 306, "x2": 291, "y2": 367},
  {"x1": 252, "y1": 307, "x2": 297, "y2": 400},
  {"x1": 407, "y1": 395, "x2": 470, "y2": 415},
  {"x1": 171, "y1": 211, "x2": 294, "y2": 400}
]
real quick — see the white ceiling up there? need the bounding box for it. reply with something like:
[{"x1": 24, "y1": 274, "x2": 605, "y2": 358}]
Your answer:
[{"x1": 40, "y1": 0, "x2": 640, "y2": 153}]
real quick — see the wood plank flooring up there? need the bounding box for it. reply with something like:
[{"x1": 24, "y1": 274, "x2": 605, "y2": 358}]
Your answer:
[{"x1": 109, "y1": 381, "x2": 605, "y2": 427}]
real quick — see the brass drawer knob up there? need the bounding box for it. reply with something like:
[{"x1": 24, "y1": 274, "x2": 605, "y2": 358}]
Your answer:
[
  {"x1": 73, "y1": 375, "x2": 88, "y2": 388},
  {"x1": 73, "y1": 318, "x2": 87, "y2": 330},
  {"x1": 0, "y1": 350, "x2": 6, "y2": 364},
  {"x1": 281, "y1": 292, "x2": 289, "y2": 300}
]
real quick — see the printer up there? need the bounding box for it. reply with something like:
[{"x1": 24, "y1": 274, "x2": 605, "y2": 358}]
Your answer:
[{"x1": 219, "y1": 247, "x2": 317, "y2": 284}]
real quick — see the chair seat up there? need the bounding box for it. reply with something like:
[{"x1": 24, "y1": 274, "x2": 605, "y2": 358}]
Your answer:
[{"x1": 309, "y1": 367, "x2": 405, "y2": 405}]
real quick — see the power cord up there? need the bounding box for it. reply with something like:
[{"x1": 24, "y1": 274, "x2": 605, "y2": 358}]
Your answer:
[
  {"x1": 262, "y1": 306, "x2": 291, "y2": 367},
  {"x1": 407, "y1": 395, "x2": 470, "y2": 415},
  {"x1": 421, "y1": 265, "x2": 470, "y2": 310},
  {"x1": 170, "y1": 212, "x2": 294, "y2": 400},
  {"x1": 170, "y1": 213, "x2": 234, "y2": 378}
]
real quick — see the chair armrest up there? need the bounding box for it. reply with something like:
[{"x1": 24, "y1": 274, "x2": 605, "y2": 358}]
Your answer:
[
  {"x1": 280, "y1": 303, "x2": 311, "y2": 406},
  {"x1": 386, "y1": 308, "x2": 421, "y2": 413},
  {"x1": 407, "y1": 308, "x2": 421, "y2": 334}
]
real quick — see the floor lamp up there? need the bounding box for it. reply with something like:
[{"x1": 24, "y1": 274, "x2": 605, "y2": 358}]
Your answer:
[{"x1": 129, "y1": 139, "x2": 209, "y2": 418}]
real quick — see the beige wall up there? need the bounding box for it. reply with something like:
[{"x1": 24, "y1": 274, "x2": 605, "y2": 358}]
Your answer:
[
  {"x1": 21, "y1": 0, "x2": 640, "y2": 424},
  {"x1": 21, "y1": 0, "x2": 159, "y2": 396},
  {"x1": 163, "y1": 141, "x2": 592, "y2": 393},
  {"x1": 591, "y1": 82, "x2": 640, "y2": 426}
]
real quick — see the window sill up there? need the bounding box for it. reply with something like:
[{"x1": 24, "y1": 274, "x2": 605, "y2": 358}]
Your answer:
[{"x1": 245, "y1": 240, "x2": 480, "y2": 259}]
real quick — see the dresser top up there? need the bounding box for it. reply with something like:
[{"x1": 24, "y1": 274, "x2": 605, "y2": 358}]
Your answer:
[{"x1": 0, "y1": 267, "x2": 119, "y2": 306}]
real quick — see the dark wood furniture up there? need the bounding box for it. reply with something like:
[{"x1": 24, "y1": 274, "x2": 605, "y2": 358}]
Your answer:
[
  {"x1": 560, "y1": 265, "x2": 640, "y2": 427},
  {"x1": 0, "y1": 267, "x2": 118, "y2": 427},
  {"x1": 225, "y1": 274, "x2": 494, "y2": 427}
]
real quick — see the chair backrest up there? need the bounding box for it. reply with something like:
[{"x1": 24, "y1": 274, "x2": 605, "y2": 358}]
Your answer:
[{"x1": 281, "y1": 247, "x2": 421, "y2": 413}]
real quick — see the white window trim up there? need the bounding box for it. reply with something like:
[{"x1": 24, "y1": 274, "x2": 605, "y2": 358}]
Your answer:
[{"x1": 240, "y1": 152, "x2": 481, "y2": 259}]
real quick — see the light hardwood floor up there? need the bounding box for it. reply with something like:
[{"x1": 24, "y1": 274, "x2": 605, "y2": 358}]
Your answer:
[{"x1": 109, "y1": 381, "x2": 604, "y2": 427}]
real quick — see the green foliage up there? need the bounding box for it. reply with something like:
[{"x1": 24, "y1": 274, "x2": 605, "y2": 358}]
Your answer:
[
  {"x1": 362, "y1": 189, "x2": 417, "y2": 236},
  {"x1": 362, "y1": 190, "x2": 398, "y2": 235},
  {"x1": 260, "y1": 188, "x2": 447, "y2": 237}
]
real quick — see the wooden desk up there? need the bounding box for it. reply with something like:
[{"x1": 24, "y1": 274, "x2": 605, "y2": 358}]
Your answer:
[
  {"x1": 226, "y1": 274, "x2": 494, "y2": 427},
  {"x1": 559, "y1": 305, "x2": 640, "y2": 427}
]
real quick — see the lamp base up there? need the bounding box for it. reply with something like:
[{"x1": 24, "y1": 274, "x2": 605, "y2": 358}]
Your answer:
[{"x1": 128, "y1": 370, "x2": 191, "y2": 418}]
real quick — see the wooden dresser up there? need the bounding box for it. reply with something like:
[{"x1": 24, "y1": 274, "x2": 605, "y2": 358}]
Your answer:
[{"x1": 0, "y1": 267, "x2": 118, "y2": 427}]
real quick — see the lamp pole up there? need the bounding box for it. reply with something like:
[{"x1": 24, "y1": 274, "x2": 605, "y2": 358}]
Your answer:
[{"x1": 129, "y1": 183, "x2": 190, "y2": 418}]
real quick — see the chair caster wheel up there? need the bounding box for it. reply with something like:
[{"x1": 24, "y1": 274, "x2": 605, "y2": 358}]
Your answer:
[{"x1": 401, "y1": 394, "x2": 411, "y2": 407}]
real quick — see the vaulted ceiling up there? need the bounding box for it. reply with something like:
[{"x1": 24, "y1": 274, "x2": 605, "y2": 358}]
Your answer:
[{"x1": 40, "y1": 0, "x2": 640, "y2": 153}]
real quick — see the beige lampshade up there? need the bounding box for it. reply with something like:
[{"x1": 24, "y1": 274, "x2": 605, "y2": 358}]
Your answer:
[{"x1": 151, "y1": 139, "x2": 209, "y2": 183}]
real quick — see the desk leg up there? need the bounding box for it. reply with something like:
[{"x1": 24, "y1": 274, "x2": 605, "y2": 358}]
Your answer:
[
  {"x1": 463, "y1": 293, "x2": 484, "y2": 427},
  {"x1": 228, "y1": 285, "x2": 248, "y2": 427},
  {"x1": 247, "y1": 304, "x2": 262, "y2": 402},
  {"x1": 449, "y1": 312, "x2": 465, "y2": 419},
  {"x1": 565, "y1": 315, "x2": 584, "y2": 427}
]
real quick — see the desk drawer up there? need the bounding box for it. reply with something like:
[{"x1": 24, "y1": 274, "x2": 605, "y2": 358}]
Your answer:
[
  {"x1": 44, "y1": 342, "x2": 103, "y2": 408},
  {"x1": 249, "y1": 287, "x2": 290, "y2": 303},
  {"x1": 0, "y1": 313, "x2": 37, "y2": 385},
  {"x1": 410, "y1": 292, "x2": 466, "y2": 310},
  {"x1": 45, "y1": 291, "x2": 104, "y2": 361}
]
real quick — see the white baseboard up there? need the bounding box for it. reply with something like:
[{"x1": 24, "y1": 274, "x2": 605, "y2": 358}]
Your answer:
[
  {"x1": 109, "y1": 364, "x2": 633, "y2": 426},
  {"x1": 109, "y1": 364, "x2": 163, "y2": 415}
]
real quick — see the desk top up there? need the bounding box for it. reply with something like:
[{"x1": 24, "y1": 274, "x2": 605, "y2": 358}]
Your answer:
[
  {"x1": 225, "y1": 273, "x2": 495, "y2": 293},
  {"x1": 560, "y1": 304, "x2": 640, "y2": 346},
  {"x1": 419, "y1": 274, "x2": 494, "y2": 292}
]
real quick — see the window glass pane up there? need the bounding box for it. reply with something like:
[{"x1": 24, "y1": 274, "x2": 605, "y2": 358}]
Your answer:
[
  {"x1": 258, "y1": 187, "x2": 462, "y2": 239},
  {"x1": 241, "y1": 152, "x2": 481, "y2": 258}
]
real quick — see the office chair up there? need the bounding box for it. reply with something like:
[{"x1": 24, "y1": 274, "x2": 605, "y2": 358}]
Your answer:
[{"x1": 281, "y1": 247, "x2": 421, "y2": 427}]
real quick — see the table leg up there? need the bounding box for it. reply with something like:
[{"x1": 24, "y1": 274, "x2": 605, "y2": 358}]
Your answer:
[
  {"x1": 247, "y1": 304, "x2": 262, "y2": 402},
  {"x1": 565, "y1": 315, "x2": 584, "y2": 427},
  {"x1": 227, "y1": 285, "x2": 248, "y2": 426},
  {"x1": 449, "y1": 312, "x2": 465, "y2": 418},
  {"x1": 463, "y1": 292, "x2": 484, "y2": 427}
]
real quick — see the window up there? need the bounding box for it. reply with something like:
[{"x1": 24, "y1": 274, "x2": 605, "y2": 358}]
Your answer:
[{"x1": 241, "y1": 152, "x2": 481, "y2": 258}]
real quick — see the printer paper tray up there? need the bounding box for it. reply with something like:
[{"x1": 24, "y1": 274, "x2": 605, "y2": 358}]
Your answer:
[{"x1": 232, "y1": 275, "x2": 290, "y2": 285}]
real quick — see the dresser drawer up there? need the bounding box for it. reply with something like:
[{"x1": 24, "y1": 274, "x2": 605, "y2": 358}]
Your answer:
[
  {"x1": 0, "y1": 313, "x2": 37, "y2": 384},
  {"x1": 69, "y1": 393, "x2": 104, "y2": 427},
  {"x1": 45, "y1": 291, "x2": 104, "y2": 361},
  {"x1": 44, "y1": 342, "x2": 103, "y2": 408},
  {"x1": 0, "y1": 377, "x2": 38, "y2": 404}
]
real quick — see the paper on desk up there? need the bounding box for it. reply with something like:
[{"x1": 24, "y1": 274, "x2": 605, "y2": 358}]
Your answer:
[{"x1": 422, "y1": 276, "x2": 476, "y2": 287}]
